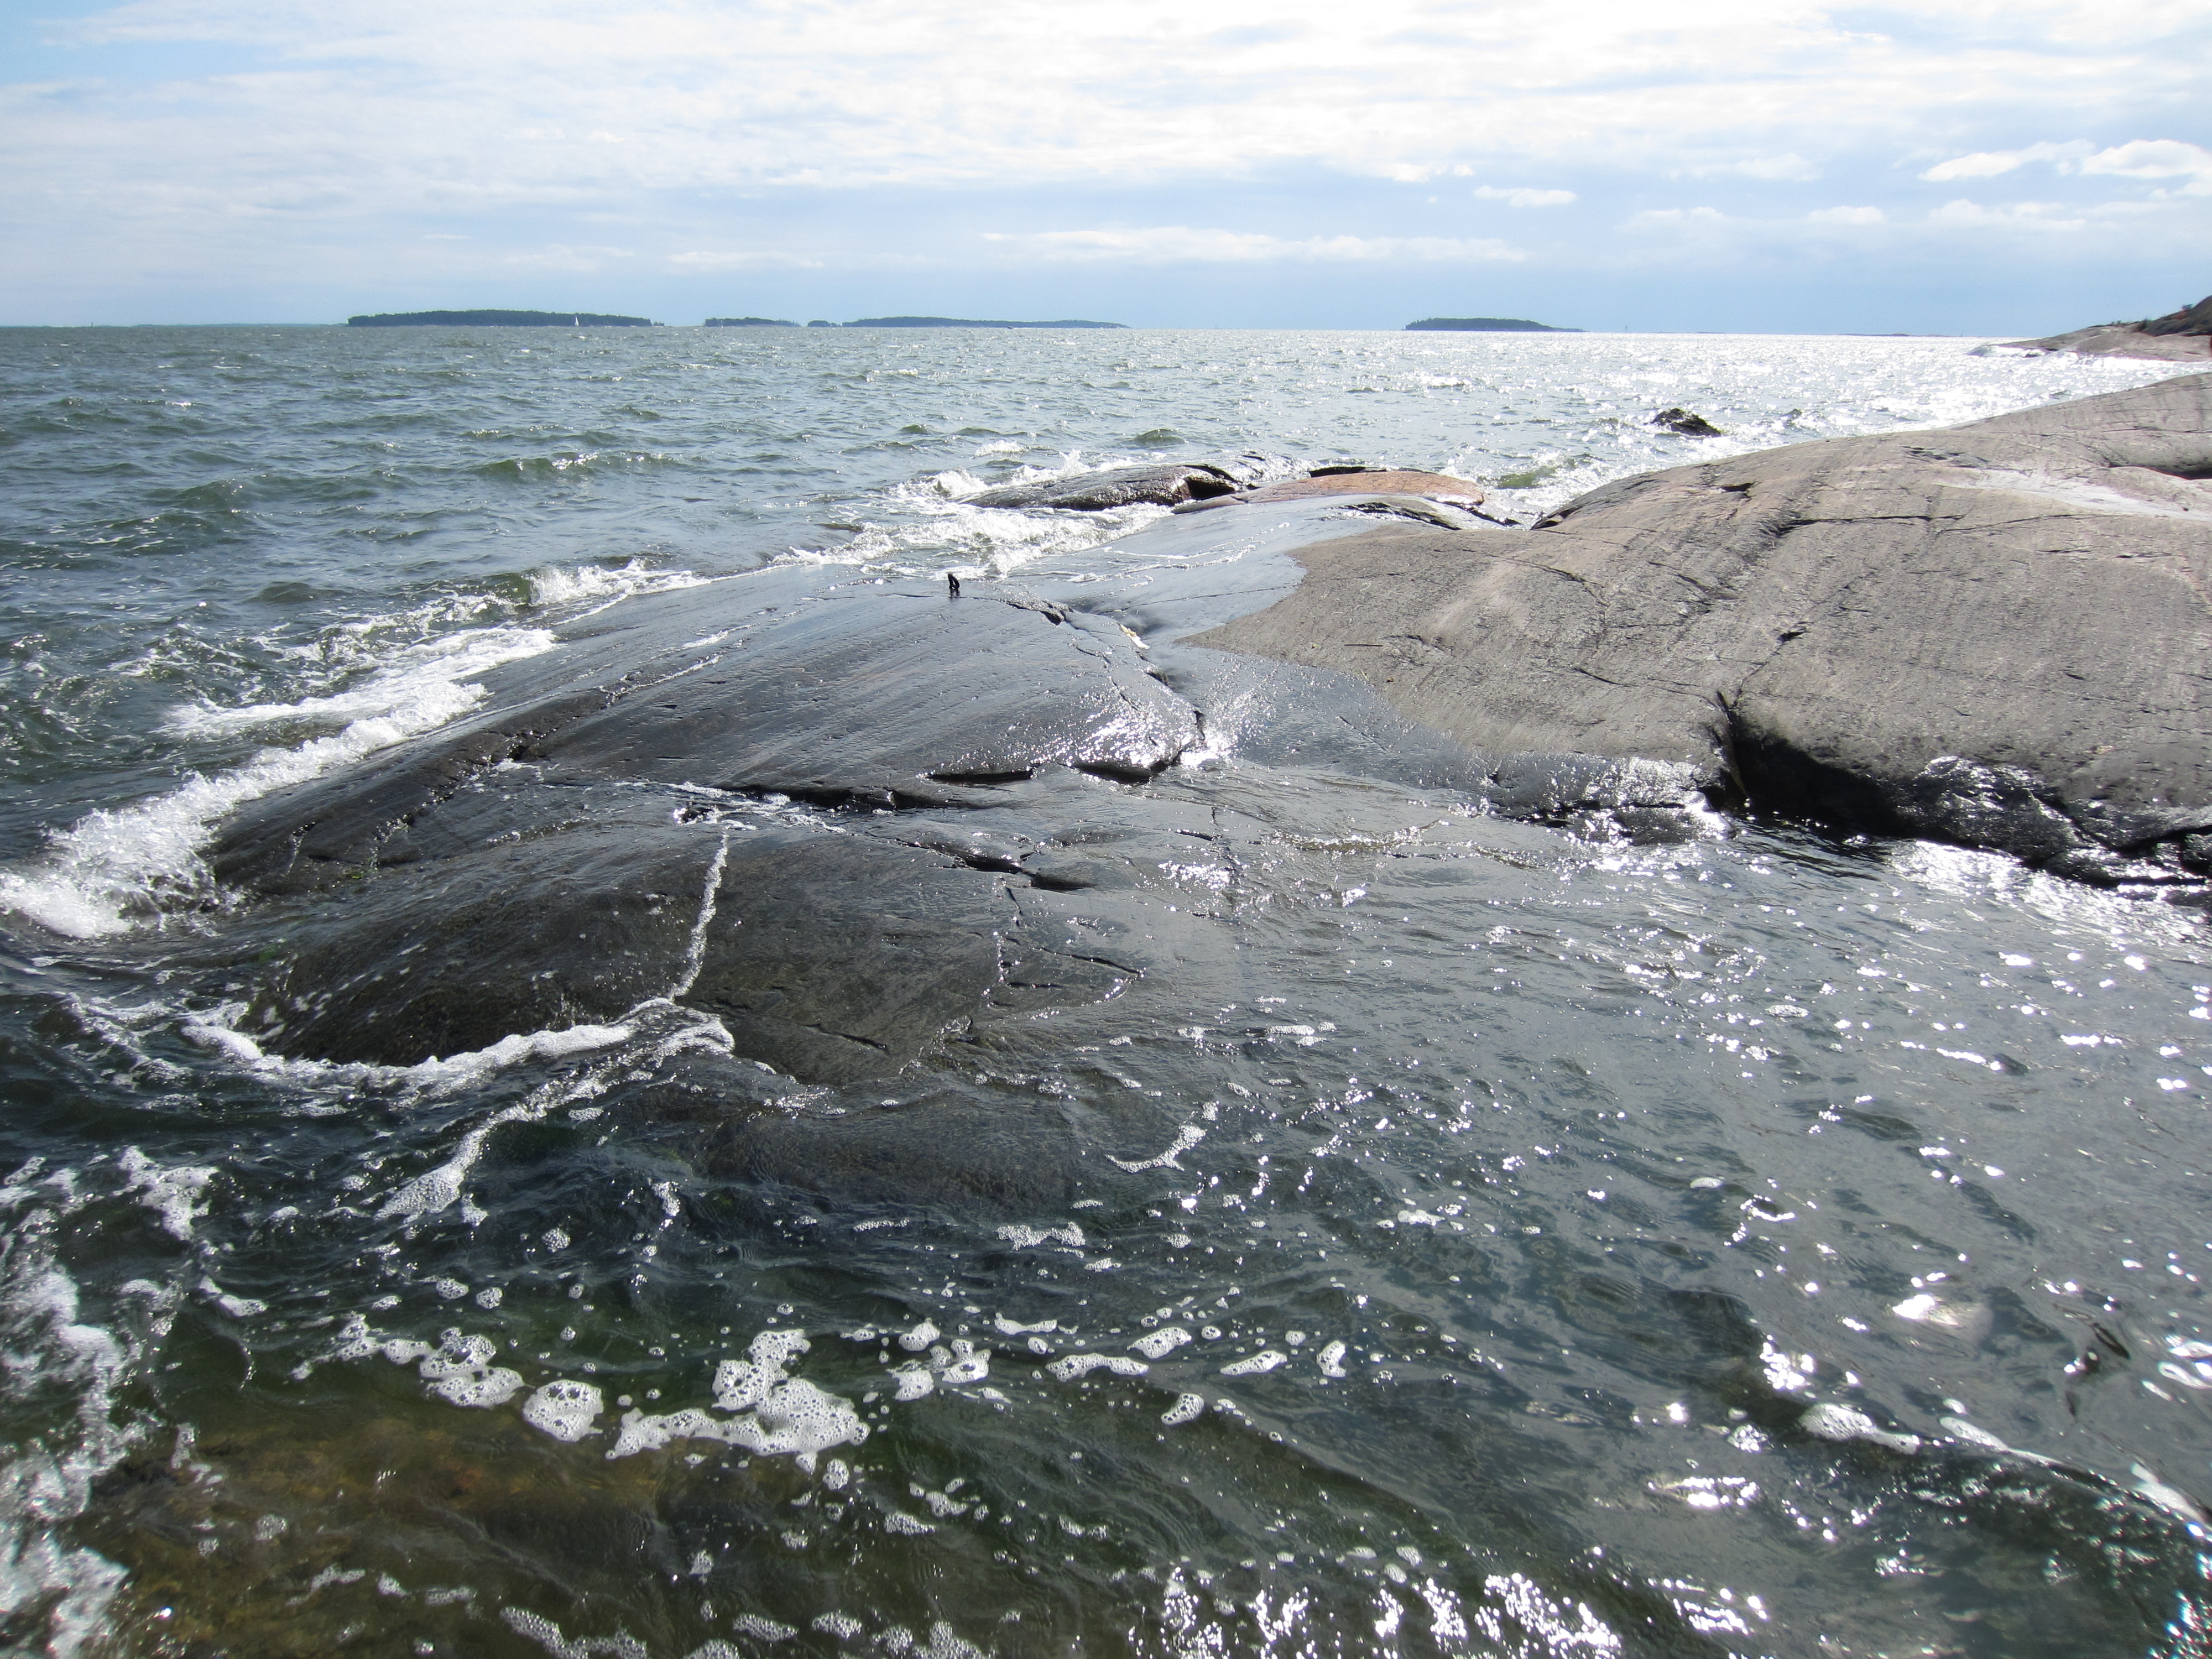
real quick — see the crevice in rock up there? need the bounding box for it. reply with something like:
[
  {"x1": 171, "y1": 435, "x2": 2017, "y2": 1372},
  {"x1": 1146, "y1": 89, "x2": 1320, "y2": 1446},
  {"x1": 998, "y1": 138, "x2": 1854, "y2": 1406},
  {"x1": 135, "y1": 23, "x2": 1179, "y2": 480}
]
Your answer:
[{"x1": 926, "y1": 768, "x2": 1036, "y2": 786}]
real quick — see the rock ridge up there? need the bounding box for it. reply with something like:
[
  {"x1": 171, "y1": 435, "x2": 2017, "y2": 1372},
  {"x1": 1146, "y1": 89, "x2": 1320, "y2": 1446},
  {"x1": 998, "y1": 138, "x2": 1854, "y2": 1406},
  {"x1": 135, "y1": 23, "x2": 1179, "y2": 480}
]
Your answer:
[{"x1": 1190, "y1": 372, "x2": 2212, "y2": 884}]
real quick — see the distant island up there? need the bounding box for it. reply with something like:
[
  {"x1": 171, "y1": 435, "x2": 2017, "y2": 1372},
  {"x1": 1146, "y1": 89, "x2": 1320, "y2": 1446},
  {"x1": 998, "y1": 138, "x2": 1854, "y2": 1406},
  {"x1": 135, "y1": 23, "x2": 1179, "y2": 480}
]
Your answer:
[
  {"x1": 703, "y1": 316, "x2": 797, "y2": 327},
  {"x1": 1405, "y1": 317, "x2": 1579, "y2": 332},
  {"x1": 833, "y1": 316, "x2": 1127, "y2": 330},
  {"x1": 346, "y1": 310, "x2": 657, "y2": 328}
]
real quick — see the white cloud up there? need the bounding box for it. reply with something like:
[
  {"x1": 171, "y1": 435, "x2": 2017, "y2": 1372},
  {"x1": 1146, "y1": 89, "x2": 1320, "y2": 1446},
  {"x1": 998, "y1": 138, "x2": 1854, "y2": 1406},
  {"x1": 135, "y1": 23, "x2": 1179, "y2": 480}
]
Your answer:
[
  {"x1": 669, "y1": 249, "x2": 824, "y2": 271},
  {"x1": 1927, "y1": 198, "x2": 2085, "y2": 231},
  {"x1": 1720, "y1": 153, "x2": 1822, "y2": 182},
  {"x1": 6, "y1": 0, "x2": 2210, "y2": 316},
  {"x1": 1472, "y1": 186, "x2": 1576, "y2": 207},
  {"x1": 1920, "y1": 140, "x2": 2096, "y2": 180},
  {"x1": 2080, "y1": 138, "x2": 2212, "y2": 192},
  {"x1": 1806, "y1": 205, "x2": 1885, "y2": 224},
  {"x1": 1624, "y1": 207, "x2": 1728, "y2": 227},
  {"x1": 980, "y1": 227, "x2": 1523, "y2": 263},
  {"x1": 17, "y1": 0, "x2": 2208, "y2": 202},
  {"x1": 1916, "y1": 135, "x2": 2212, "y2": 193}
]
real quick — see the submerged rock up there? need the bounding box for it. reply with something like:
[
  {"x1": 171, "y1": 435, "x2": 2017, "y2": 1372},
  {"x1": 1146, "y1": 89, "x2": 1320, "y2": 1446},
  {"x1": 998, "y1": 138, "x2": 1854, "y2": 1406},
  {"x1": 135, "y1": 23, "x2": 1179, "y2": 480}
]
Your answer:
[{"x1": 1650, "y1": 407, "x2": 1723, "y2": 437}]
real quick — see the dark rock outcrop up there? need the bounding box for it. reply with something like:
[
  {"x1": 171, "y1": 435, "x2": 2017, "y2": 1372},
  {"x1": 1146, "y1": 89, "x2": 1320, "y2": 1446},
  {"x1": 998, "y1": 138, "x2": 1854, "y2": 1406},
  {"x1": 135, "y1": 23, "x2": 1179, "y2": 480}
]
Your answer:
[
  {"x1": 204, "y1": 567, "x2": 1214, "y2": 1078},
  {"x1": 965, "y1": 452, "x2": 1295, "y2": 511},
  {"x1": 1189, "y1": 372, "x2": 2212, "y2": 880},
  {"x1": 2006, "y1": 294, "x2": 2212, "y2": 361},
  {"x1": 1651, "y1": 408, "x2": 1723, "y2": 437}
]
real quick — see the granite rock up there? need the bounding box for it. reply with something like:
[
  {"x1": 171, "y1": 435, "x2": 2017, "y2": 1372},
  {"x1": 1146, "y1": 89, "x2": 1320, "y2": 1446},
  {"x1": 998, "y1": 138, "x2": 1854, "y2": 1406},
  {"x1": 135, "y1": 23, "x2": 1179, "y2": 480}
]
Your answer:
[{"x1": 1188, "y1": 372, "x2": 2212, "y2": 872}]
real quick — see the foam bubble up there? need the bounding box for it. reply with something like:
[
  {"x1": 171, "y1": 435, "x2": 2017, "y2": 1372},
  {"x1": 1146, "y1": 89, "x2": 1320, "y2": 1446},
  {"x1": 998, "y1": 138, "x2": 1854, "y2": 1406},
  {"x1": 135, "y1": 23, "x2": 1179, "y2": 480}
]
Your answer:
[
  {"x1": 1801, "y1": 1402, "x2": 1920, "y2": 1454},
  {"x1": 936, "y1": 1340, "x2": 989, "y2": 1386},
  {"x1": 712, "y1": 1329, "x2": 812, "y2": 1411},
  {"x1": 420, "y1": 1331, "x2": 525, "y2": 1409},
  {"x1": 523, "y1": 1379, "x2": 604, "y2": 1442},
  {"x1": 1047, "y1": 1354, "x2": 1147, "y2": 1381},
  {"x1": 722, "y1": 1379, "x2": 868, "y2": 1460},
  {"x1": 1130, "y1": 1327, "x2": 1191, "y2": 1360},
  {"x1": 1110, "y1": 1125, "x2": 1206, "y2": 1172},
  {"x1": 996, "y1": 1223, "x2": 1083, "y2": 1249},
  {"x1": 890, "y1": 1364, "x2": 935, "y2": 1401},
  {"x1": 1219, "y1": 1350, "x2": 1287, "y2": 1377},
  {"x1": 1161, "y1": 1394, "x2": 1206, "y2": 1427}
]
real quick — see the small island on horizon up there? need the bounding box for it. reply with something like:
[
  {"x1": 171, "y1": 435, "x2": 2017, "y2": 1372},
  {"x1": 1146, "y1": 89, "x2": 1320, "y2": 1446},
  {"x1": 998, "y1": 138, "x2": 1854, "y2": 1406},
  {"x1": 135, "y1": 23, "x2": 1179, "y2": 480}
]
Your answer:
[
  {"x1": 704, "y1": 317, "x2": 797, "y2": 327},
  {"x1": 348, "y1": 310, "x2": 656, "y2": 328},
  {"x1": 1405, "y1": 317, "x2": 1580, "y2": 332}
]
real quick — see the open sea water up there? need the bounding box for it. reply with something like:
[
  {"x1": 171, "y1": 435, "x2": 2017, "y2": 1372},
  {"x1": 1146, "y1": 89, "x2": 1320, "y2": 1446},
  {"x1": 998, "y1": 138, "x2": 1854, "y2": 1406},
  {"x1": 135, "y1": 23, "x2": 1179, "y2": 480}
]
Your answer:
[{"x1": 1, "y1": 324, "x2": 2208, "y2": 1658}]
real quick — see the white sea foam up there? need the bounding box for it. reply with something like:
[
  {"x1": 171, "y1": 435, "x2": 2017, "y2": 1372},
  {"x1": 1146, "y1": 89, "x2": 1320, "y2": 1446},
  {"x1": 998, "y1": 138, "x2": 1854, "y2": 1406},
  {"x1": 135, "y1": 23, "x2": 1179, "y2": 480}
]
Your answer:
[
  {"x1": 0, "y1": 1191, "x2": 148, "y2": 1655},
  {"x1": 1047, "y1": 1354, "x2": 1147, "y2": 1381},
  {"x1": 522, "y1": 1379, "x2": 604, "y2": 1443},
  {"x1": 590, "y1": 1328, "x2": 870, "y2": 1465},
  {"x1": 1161, "y1": 1393, "x2": 1207, "y2": 1426},
  {"x1": 997, "y1": 1223, "x2": 1084, "y2": 1249},
  {"x1": 524, "y1": 558, "x2": 703, "y2": 611},
  {"x1": 1, "y1": 551, "x2": 712, "y2": 944},
  {"x1": 1801, "y1": 1402, "x2": 1920, "y2": 1455},
  {"x1": 713, "y1": 1330, "x2": 812, "y2": 1411},
  {"x1": 1, "y1": 630, "x2": 559, "y2": 940},
  {"x1": 117, "y1": 1147, "x2": 214, "y2": 1241},
  {"x1": 1110, "y1": 1125, "x2": 1206, "y2": 1172},
  {"x1": 1219, "y1": 1350, "x2": 1287, "y2": 1376},
  {"x1": 375, "y1": 1062, "x2": 623, "y2": 1223},
  {"x1": 419, "y1": 1331, "x2": 525, "y2": 1408},
  {"x1": 160, "y1": 624, "x2": 555, "y2": 739}
]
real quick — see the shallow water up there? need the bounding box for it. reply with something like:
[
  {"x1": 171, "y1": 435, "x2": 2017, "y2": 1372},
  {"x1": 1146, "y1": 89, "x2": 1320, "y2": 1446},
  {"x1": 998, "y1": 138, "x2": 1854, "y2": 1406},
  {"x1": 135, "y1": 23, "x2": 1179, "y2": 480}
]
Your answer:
[{"x1": 2, "y1": 325, "x2": 2209, "y2": 1658}]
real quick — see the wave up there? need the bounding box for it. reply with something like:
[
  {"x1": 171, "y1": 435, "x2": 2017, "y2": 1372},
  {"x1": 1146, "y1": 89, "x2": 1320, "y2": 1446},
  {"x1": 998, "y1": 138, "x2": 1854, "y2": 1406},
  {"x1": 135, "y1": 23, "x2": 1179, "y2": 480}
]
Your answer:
[{"x1": 1, "y1": 560, "x2": 696, "y2": 941}]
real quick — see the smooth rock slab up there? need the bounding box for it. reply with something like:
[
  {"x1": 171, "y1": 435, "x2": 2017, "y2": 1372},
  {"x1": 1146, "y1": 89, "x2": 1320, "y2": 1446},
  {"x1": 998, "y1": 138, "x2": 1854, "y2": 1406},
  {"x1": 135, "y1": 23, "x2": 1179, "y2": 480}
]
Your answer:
[
  {"x1": 202, "y1": 572, "x2": 1214, "y2": 1074},
  {"x1": 213, "y1": 577, "x2": 1203, "y2": 895},
  {"x1": 1188, "y1": 372, "x2": 2212, "y2": 872}
]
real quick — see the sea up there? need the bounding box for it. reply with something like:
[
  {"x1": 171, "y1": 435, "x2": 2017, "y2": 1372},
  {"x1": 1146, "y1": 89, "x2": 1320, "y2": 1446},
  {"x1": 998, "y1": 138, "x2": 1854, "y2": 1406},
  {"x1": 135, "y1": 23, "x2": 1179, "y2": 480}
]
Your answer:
[{"x1": 1, "y1": 323, "x2": 2208, "y2": 1659}]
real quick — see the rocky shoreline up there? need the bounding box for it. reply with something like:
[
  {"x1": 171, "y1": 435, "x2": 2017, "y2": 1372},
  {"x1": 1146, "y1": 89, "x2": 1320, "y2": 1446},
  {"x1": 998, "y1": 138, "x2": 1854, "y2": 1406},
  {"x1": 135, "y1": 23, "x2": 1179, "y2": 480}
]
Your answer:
[
  {"x1": 182, "y1": 373, "x2": 2211, "y2": 1084},
  {"x1": 2006, "y1": 292, "x2": 2212, "y2": 361}
]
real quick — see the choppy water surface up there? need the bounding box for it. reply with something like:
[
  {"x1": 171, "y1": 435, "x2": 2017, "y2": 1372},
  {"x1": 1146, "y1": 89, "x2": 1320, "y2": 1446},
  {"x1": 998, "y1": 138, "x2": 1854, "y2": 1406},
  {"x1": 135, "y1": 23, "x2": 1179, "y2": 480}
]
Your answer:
[{"x1": 2, "y1": 325, "x2": 2209, "y2": 1658}]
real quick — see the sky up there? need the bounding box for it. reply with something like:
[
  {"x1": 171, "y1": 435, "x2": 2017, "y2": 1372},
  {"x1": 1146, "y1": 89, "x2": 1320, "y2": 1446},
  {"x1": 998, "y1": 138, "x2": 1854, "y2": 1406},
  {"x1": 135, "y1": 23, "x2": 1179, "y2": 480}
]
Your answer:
[{"x1": 2, "y1": 0, "x2": 2208, "y2": 331}]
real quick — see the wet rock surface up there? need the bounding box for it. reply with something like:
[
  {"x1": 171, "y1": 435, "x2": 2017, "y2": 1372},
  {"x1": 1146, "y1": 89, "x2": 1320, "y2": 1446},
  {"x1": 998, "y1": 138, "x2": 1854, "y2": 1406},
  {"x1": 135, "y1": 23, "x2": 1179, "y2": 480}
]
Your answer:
[
  {"x1": 200, "y1": 374, "x2": 2212, "y2": 1084},
  {"x1": 966, "y1": 452, "x2": 1296, "y2": 510},
  {"x1": 1236, "y1": 468, "x2": 1487, "y2": 505}
]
